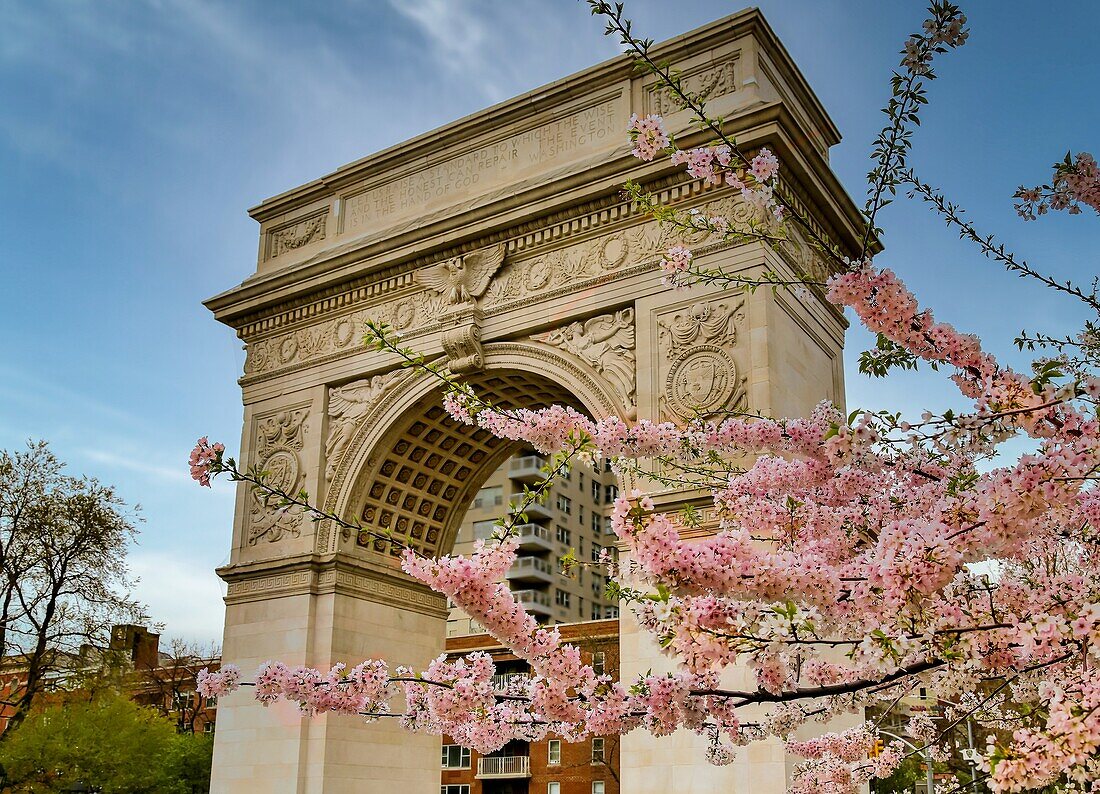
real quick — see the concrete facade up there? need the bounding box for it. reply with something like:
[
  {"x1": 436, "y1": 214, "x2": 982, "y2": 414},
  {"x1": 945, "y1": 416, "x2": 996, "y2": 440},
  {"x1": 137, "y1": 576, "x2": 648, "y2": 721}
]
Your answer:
[{"x1": 205, "y1": 8, "x2": 865, "y2": 792}]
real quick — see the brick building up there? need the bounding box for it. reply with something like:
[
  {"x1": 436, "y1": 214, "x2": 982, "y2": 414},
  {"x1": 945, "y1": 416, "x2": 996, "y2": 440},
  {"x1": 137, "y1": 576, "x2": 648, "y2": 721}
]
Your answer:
[
  {"x1": 440, "y1": 620, "x2": 620, "y2": 794},
  {"x1": 0, "y1": 624, "x2": 219, "y2": 736}
]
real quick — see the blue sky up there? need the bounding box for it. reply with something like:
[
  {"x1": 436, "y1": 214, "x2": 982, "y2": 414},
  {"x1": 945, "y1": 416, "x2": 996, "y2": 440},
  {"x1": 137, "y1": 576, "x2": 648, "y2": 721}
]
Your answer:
[{"x1": 1, "y1": 1, "x2": 1096, "y2": 645}]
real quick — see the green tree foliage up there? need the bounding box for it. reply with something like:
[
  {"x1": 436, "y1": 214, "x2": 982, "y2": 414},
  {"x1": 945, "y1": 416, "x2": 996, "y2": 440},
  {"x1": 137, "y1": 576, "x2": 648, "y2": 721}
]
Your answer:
[{"x1": 0, "y1": 693, "x2": 212, "y2": 793}]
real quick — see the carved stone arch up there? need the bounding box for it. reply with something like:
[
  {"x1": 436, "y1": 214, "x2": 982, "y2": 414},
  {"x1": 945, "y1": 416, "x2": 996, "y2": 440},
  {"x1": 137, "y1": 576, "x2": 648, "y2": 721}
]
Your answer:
[{"x1": 320, "y1": 341, "x2": 627, "y2": 561}]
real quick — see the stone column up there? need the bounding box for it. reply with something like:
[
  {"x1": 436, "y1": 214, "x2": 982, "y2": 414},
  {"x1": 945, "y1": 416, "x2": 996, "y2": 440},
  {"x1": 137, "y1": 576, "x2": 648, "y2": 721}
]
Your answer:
[{"x1": 211, "y1": 556, "x2": 448, "y2": 793}]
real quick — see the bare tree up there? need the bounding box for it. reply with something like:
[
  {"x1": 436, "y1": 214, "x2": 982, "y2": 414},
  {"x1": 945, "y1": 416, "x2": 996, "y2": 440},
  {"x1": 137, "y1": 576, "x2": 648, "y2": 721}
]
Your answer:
[
  {"x1": 135, "y1": 637, "x2": 220, "y2": 733},
  {"x1": 0, "y1": 441, "x2": 146, "y2": 732}
]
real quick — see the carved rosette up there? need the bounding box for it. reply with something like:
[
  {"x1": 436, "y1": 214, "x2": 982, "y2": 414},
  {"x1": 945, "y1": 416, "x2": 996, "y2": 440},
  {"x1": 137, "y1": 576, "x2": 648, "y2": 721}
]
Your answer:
[
  {"x1": 657, "y1": 299, "x2": 747, "y2": 420},
  {"x1": 535, "y1": 308, "x2": 637, "y2": 412},
  {"x1": 247, "y1": 409, "x2": 309, "y2": 545}
]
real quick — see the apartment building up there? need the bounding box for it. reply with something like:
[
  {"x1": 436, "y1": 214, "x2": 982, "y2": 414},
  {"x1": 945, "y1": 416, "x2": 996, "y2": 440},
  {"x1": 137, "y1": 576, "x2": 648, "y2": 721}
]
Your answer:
[
  {"x1": 447, "y1": 450, "x2": 621, "y2": 637},
  {"x1": 440, "y1": 620, "x2": 620, "y2": 794}
]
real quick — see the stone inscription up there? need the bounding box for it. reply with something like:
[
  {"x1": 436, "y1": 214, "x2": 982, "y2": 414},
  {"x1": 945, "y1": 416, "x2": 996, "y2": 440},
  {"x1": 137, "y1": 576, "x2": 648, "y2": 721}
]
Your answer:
[{"x1": 344, "y1": 96, "x2": 623, "y2": 232}]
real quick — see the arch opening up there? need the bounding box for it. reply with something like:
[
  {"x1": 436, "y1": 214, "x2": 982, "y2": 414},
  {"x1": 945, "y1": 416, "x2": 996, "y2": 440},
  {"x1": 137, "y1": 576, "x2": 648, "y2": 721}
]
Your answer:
[{"x1": 347, "y1": 367, "x2": 595, "y2": 564}]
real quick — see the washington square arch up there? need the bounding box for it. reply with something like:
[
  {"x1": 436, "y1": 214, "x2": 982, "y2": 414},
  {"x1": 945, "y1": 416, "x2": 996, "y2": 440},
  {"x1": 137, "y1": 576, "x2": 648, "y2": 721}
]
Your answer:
[{"x1": 204, "y1": 9, "x2": 867, "y2": 793}]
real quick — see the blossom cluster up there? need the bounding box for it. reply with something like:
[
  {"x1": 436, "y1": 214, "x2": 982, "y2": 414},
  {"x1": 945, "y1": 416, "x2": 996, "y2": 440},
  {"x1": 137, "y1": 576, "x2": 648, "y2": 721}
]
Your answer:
[
  {"x1": 189, "y1": 436, "x2": 224, "y2": 487},
  {"x1": 1015, "y1": 152, "x2": 1100, "y2": 220},
  {"x1": 196, "y1": 664, "x2": 241, "y2": 698},
  {"x1": 627, "y1": 113, "x2": 670, "y2": 160},
  {"x1": 901, "y1": 5, "x2": 969, "y2": 74}
]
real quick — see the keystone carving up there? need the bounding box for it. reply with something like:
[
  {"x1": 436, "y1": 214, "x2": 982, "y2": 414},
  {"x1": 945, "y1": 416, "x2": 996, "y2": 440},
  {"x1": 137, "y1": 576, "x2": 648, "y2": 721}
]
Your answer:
[
  {"x1": 248, "y1": 408, "x2": 309, "y2": 545},
  {"x1": 325, "y1": 373, "x2": 405, "y2": 481},
  {"x1": 441, "y1": 309, "x2": 485, "y2": 374},
  {"x1": 415, "y1": 243, "x2": 506, "y2": 305},
  {"x1": 536, "y1": 308, "x2": 637, "y2": 408}
]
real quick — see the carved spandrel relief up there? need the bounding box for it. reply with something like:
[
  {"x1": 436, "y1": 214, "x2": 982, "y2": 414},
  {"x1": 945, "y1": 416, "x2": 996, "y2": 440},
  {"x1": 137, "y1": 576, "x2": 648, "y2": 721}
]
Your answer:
[
  {"x1": 248, "y1": 409, "x2": 309, "y2": 545},
  {"x1": 536, "y1": 308, "x2": 636, "y2": 409},
  {"x1": 645, "y1": 56, "x2": 738, "y2": 116},
  {"x1": 325, "y1": 373, "x2": 404, "y2": 481},
  {"x1": 266, "y1": 210, "x2": 328, "y2": 260},
  {"x1": 657, "y1": 300, "x2": 747, "y2": 420}
]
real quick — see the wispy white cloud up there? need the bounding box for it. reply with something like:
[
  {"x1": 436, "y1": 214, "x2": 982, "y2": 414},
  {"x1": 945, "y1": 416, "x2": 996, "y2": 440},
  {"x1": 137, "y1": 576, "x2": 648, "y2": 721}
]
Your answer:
[
  {"x1": 129, "y1": 550, "x2": 226, "y2": 646},
  {"x1": 76, "y1": 447, "x2": 190, "y2": 484},
  {"x1": 387, "y1": 0, "x2": 503, "y2": 100}
]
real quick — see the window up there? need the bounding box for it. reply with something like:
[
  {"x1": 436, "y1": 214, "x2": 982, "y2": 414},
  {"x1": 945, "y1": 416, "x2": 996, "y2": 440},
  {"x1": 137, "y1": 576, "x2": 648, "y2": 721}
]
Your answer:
[
  {"x1": 548, "y1": 739, "x2": 561, "y2": 765},
  {"x1": 205, "y1": 696, "x2": 217, "y2": 708},
  {"x1": 591, "y1": 737, "x2": 605, "y2": 763},
  {"x1": 555, "y1": 589, "x2": 571, "y2": 608},
  {"x1": 173, "y1": 691, "x2": 192, "y2": 712},
  {"x1": 556, "y1": 494, "x2": 572, "y2": 514},
  {"x1": 604, "y1": 606, "x2": 619, "y2": 619},
  {"x1": 592, "y1": 652, "x2": 606, "y2": 675},
  {"x1": 441, "y1": 745, "x2": 471, "y2": 769},
  {"x1": 473, "y1": 520, "x2": 498, "y2": 540},
  {"x1": 441, "y1": 787, "x2": 471, "y2": 794},
  {"x1": 604, "y1": 516, "x2": 613, "y2": 535},
  {"x1": 577, "y1": 539, "x2": 584, "y2": 558},
  {"x1": 578, "y1": 596, "x2": 585, "y2": 617},
  {"x1": 604, "y1": 485, "x2": 618, "y2": 503},
  {"x1": 556, "y1": 526, "x2": 571, "y2": 545},
  {"x1": 591, "y1": 543, "x2": 602, "y2": 563},
  {"x1": 591, "y1": 513, "x2": 602, "y2": 534},
  {"x1": 548, "y1": 784, "x2": 561, "y2": 794},
  {"x1": 203, "y1": 722, "x2": 215, "y2": 734},
  {"x1": 593, "y1": 782, "x2": 606, "y2": 794},
  {"x1": 578, "y1": 473, "x2": 585, "y2": 493},
  {"x1": 474, "y1": 485, "x2": 503, "y2": 509},
  {"x1": 591, "y1": 481, "x2": 602, "y2": 503},
  {"x1": 591, "y1": 604, "x2": 603, "y2": 620}
]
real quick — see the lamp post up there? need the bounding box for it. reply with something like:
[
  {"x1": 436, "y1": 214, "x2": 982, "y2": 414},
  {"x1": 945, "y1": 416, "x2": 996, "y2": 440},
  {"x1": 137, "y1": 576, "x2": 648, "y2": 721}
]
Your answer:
[{"x1": 878, "y1": 729, "x2": 936, "y2": 794}]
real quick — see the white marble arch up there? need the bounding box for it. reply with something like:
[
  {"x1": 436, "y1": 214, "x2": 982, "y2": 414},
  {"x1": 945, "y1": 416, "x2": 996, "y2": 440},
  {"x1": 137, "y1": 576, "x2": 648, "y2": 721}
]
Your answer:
[{"x1": 211, "y1": 343, "x2": 628, "y2": 794}]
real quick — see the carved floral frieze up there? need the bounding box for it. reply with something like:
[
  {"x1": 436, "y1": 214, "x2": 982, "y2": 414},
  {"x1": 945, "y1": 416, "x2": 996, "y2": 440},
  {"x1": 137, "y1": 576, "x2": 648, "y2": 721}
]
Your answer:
[
  {"x1": 645, "y1": 56, "x2": 738, "y2": 116},
  {"x1": 240, "y1": 188, "x2": 829, "y2": 383},
  {"x1": 266, "y1": 210, "x2": 328, "y2": 260}
]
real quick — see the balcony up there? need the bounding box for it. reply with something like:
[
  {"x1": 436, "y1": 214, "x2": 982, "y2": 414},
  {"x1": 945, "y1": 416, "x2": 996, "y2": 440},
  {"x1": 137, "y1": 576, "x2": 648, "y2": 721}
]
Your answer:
[
  {"x1": 506, "y1": 555, "x2": 554, "y2": 585},
  {"x1": 509, "y1": 455, "x2": 548, "y2": 484},
  {"x1": 510, "y1": 495, "x2": 553, "y2": 521},
  {"x1": 491, "y1": 672, "x2": 529, "y2": 691},
  {"x1": 476, "y1": 755, "x2": 531, "y2": 779},
  {"x1": 511, "y1": 589, "x2": 553, "y2": 616},
  {"x1": 514, "y1": 523, "x2": 553, "y2": 553}
]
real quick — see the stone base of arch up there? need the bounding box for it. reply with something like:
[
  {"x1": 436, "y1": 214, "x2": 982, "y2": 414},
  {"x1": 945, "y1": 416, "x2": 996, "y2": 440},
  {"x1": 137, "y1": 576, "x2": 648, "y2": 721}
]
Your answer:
[{"x1": 211, "y1": 555, "x2": 448, "y2": 793}]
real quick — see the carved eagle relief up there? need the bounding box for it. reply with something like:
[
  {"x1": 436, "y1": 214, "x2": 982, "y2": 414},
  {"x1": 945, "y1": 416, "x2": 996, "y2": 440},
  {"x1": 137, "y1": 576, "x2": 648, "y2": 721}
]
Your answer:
[{"x1": 415, "y1": 243, "x2": 506, "y2": 305}]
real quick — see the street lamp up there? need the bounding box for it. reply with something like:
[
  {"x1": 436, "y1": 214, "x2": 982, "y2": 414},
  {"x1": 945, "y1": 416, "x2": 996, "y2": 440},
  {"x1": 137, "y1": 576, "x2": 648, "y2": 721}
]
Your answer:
[{"x1": 878, "y1": 729, "x2": 936, "y2": 794}]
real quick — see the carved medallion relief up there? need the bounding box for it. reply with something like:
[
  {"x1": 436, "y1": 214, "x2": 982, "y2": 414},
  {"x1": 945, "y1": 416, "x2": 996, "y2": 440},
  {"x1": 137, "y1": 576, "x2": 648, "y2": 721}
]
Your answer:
[
  {"x1": 247, "y1": 408, "x2": 309, "y2": 545},
  {"x1": 657, "y1": 298, "x2": 747, "y2": 420}
]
